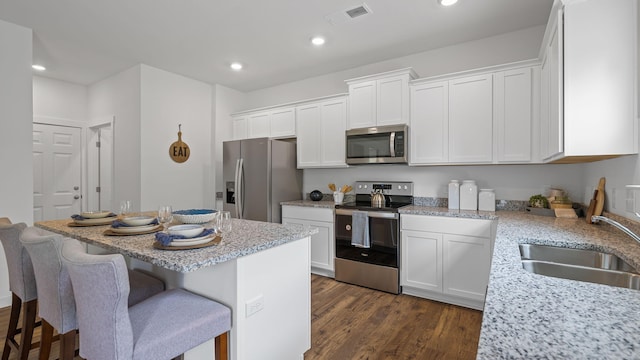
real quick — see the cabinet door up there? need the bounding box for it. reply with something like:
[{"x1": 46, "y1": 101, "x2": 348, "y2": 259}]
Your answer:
[
  {"x1": 282, "y1": 218, "x2": 334, "y2": 273},
  {"x1": 377, "y1": 75, "x2": 409, "y2": 126},
  {"x1": 295, "y1": 103, "x2": 322, "y2": 167},
  {"x1": 348, "y1": 80, "x2": 376, "y2": 129},
  {"x1": 400, "y1": 230, "x2": 442, "y2": 292},
  {"x1": 409, "y1": 81, "x2": 449, "y2": 164},
  {"x1": 540, "y1": 53, "x2": 551, "y2": 160},
  {"x1": 494, "y1": 68, "x2": 532, "y2": 163},
  {"x1": 546, "y1": 10, "x2": 564, "y2": 159},
  {"x1": 449, "y1": 74, "x2": 493, "y2": 163},
  {"x1": 270, "y1": 107, "x2": 295, "y2": 138},
  {"x1": 232, "y1": 116, "x2": 248, "y2": 140},
  {"x1": 443, "y1": 234, "x2": 490, "y2": 301},
  {"x1": 247, "y1": 112, "x2": 270, "y2": 139},
  {"x1": 320, "y1": 98, "x2": 347, "y2": 167}
]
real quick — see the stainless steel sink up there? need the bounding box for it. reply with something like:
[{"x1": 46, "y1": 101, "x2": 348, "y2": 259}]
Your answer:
[
  {"x1": 519, "y1": 244, "x2": 637, "y2": 273},
  {"x1": 519, "y1": 244, "x2": 640, "y2": 290},
  {"x1": 521, "y1": 260, "x2": 640, "y2": 290}
]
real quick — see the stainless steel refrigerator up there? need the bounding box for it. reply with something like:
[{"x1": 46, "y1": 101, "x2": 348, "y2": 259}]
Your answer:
[{"x1": 223, "y1": 138, "x2": 302, "y2": 223}]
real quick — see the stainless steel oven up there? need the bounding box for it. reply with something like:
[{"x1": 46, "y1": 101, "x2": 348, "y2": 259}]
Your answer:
[{"x1": 334, "y1": 181, "x2": 413, "y2": 294}]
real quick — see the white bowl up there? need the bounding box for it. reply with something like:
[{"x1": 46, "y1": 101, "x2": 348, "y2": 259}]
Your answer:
[
  {"x1": 121, "y1": 216, "x2": 156, "y2": 227},
  {"x1": 173, "y1": 209, "x2": 217, "y2": 224},
  {"x1": 167, "y1": 224, "x2": 204, "y2": 238},
  {"x1": 80, "y1": 211, "x2": 112, "y2": 219}
]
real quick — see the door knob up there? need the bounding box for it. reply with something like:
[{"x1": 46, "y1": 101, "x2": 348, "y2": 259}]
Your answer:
[
  {"x1": 74, "y1": 195, "x2": 80, "y2": 199},
  {"x1": 73, "y1": 186, "x2": 79, "y2": 190}
]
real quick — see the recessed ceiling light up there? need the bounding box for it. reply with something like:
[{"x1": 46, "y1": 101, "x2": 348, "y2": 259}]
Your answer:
[
  {"x1": 311, "y1": 36, "x2": 326, "y2": 46},
  {"x1": 438, "y1": 0, "x2": 458, "y2": 6},
  {"x1": 230, "y1": 62, "x2": 243, "y2": 71},
  {"x1": 32, "y1": 64, "x2": 46, "y2": 71}
]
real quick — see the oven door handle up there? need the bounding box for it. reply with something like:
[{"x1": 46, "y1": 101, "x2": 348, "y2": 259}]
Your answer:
[{"x1": 335, "y1": 208, "x2": 399, "y2": 219}]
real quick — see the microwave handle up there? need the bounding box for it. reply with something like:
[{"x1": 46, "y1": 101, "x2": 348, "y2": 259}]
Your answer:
[{"x1": 389, "y1": 131, "x2": 396, "y2": 156}]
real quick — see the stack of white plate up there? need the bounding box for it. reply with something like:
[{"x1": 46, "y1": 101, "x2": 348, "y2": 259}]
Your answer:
[
  {"x1": 73, "y1": 211, "x2": 117, "y2": 225},
  {"x1": 109, "y1": 216, "x2": 158, "y2": 234},
  {"x1": 167, "y1": 224, "x2": 213, "y2": 246}
]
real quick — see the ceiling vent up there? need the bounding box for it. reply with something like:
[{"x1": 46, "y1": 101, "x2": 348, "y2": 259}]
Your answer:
[{"x1": 325, "y1": 3, "x2": 373, "y2": 25}]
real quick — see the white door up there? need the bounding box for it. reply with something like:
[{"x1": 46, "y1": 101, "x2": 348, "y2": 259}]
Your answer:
[
  {"x1": 88, "y1": 124, "x2": 113, "y2": 212},
  {"x1": 33, "y1": 124, "x2": 82, "y2": 221},
  {"x1": 400, "y1": 230, "x2": 443, "y2": 292}
]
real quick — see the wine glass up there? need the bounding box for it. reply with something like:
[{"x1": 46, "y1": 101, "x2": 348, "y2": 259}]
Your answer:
[
  {"x1": 157, "y1": 206, "x2": 173, "y2": 230},
  {"x1": 119, "y1": 200, "x2": 131, "y2": 217},
  {"x1": 218, "y1": 211, "x2": 231, "y2": 234}
]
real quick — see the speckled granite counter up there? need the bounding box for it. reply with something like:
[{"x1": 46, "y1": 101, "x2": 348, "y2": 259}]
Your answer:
[
  {"x1": 281, "y1": 200, "x2": 336, "y2": 208},
  {"x1": 35, "y1": 218, "x2": 318, "y2": 273},
  {"x1": 398, "y1": 205, "x2": 499, "y2": 220},
  {"x1": 475, "y1": 211, "x2": 640, "y2": 359}
]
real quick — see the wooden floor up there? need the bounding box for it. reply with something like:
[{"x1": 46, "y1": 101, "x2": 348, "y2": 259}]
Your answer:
[
  {"x1": 0, "y1": 275, "x2": 482, "y2": 360},
  {"x1": 305, "y1": 275, "x2": 483, "y2": 360}
]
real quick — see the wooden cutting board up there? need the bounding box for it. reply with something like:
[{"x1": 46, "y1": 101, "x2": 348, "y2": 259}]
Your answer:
[
  {"x1": 585, "y1": 189, "x2": 597, "y2": 224},
  {"x1": 594, "y1": 177, "x2": 606, "y2": 217}
]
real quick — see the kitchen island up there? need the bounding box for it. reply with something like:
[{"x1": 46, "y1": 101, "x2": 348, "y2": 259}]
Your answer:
[
  {"x1": 36, "y1": 217, "x2": 318, "y2": 360},
  {"x1": 475, "y1": 211, "x2": 640, "y2": 359}
]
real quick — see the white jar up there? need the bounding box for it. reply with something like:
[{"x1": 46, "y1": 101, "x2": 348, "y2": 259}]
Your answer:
[
  {"x1": 448, "y1": 180, "x2": 460, "y2": 210},
  {"x1": 460, "y1": 180, "x2": 478, "y2": 210},
  {"x1": 478, "y1": 189, "x2": 496, "y2": 211}
]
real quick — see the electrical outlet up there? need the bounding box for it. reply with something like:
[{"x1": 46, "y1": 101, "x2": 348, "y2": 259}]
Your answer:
[
  {"x1": 245, "y1": 294, "x2": 264, "y2": 317},
  {"x1": 626, "y1": 188, "x2": 635, "y2": 213}
]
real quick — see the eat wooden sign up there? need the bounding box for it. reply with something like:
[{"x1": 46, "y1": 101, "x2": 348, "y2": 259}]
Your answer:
[{"x1": 169, "y1": 124, "x2": 190, "y2": 163}]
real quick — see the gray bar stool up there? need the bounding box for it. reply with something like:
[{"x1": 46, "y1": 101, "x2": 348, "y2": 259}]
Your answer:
[
  {"x1": 61, "y1": 238, "x2": 231, "y2": 360},
  {"x1": 0, "y1": 218, "x2": 40, "y2": 360},
  {"x1": 20, "y1": 228, "x2": 166, "y2": 360}
]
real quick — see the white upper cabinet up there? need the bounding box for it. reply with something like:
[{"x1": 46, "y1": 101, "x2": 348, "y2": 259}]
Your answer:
[
  {"x1": 346, "y1": 68, "x2": 417, "y2": 129},
  {"x1": 268, "y1": 107, "x2": 295, "y2": 138},
  {"x1": 232, "y1": 106, "x2": 296, "y2": 140},
  {"x1": 296, "y1": 95, "x2": 348, "y2": 168},
  {"x1": 448, "y1": 74, "x2": 494, "y2": 163},
  {"x1": 232, "y1": 115, "x2": 248, "y2": 140},
  {"x1": 409, "y1": 81, "x2": 449, "y2": 164},
  {"x1": 541, "y1": 0, "x2": 637, "y2": 163},
  {"x1": 494, "y1": 67, "x2": 534, "y2": 163}
]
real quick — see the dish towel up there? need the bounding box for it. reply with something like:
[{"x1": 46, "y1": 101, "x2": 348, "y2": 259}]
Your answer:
[
  {"x1": 351, "y1": 211, "x2": 370, "y2": 248},
  {"x1": 155, "y1": 228, "x2": 216, "y2": 246}
]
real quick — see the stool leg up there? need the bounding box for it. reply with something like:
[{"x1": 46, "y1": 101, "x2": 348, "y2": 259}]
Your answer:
[
  {"x1": 214, "y1": 332, "x2": 228, "y2": 360},
  {"x1": 1, "y1": 293, "x2": 21, "y2": 360},
  {"x1": 59, "y1": 330, "x2": 76, "y2": 360},
  {"x1": 39, "y1": 320, "x2": 54, "y2": 360},
  {"x1": 18, "y1": 299, "x2": 37, "y2": 360}
]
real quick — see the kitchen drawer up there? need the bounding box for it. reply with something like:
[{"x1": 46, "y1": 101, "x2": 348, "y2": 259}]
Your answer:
[
  {"x1": 401, "y1": 214, "x2": 492, "y2": 238},
  {"x1": 282, "y1": 205, "x2": 334, "y2": 223}
]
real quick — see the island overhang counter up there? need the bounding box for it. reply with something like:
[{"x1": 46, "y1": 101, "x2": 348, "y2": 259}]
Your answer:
[{"x1": 35, "y1": 217, "x2": 318, "y2": 360}]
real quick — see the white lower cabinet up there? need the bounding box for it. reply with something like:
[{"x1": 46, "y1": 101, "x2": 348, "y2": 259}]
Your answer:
[
  {"x1": 282, "y1": 205, "x2": 335, "y2": 277},
  {"x1": 400, "y1": 214, "x2": 496, "y2": 310}
]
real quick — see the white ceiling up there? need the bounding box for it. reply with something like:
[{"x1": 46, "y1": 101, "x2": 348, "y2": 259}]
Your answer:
[{"x1": 0, "y1": 0, "x2": 553, "y2": 92}]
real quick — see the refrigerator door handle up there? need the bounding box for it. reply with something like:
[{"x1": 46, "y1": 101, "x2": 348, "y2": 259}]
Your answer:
[
  {"x1": 238, "y1": 157, "x2": 244, "y2": 219},
  {"x1": 234, "y1": 158, "x2": 241, "y2": 219}
]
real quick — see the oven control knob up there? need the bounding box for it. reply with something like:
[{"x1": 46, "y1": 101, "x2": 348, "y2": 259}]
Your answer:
[
  {"x1": 346, "y1": 224, "x2": 351, "y2": 231},
  {"x1": 404, "y1": 185, "x2": 408, "y2": 190},
  {"x1": 363, "y1": 185, "x2": 368, "y2": 189},
  {"x1": 398, "y1": 185, "x2": 401, "y2": 190}
]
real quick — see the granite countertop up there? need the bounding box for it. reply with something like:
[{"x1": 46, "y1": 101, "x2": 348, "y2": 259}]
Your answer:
[
  {"x1": 281, "y1": 200, "x2": 336, "y2": 209},
  {"x1": 36, "y1": 218, "x2": 318, "y2": 273},
  {"x1": 476, "y1": 211, "x2": 640, "y2": 359},
  {"x1": 398, "y1": 205, "x2": 499, "y2": 220}
]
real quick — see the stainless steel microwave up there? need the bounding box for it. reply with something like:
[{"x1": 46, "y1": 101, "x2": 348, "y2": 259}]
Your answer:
[{"x1": 345, "y1": 124, "x2": 408, "y2": 164}]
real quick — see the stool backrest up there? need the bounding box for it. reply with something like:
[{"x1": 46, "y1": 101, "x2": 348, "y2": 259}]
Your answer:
[
  {"x1": 0, "y1": 222, "x2": 36, "y2": 301},
  {"x1": 20, "y1": 228, "x2": 77, "y2": 333},
  {"x1": 61, "y1": 239, "x2": 134, "y2": 360}
]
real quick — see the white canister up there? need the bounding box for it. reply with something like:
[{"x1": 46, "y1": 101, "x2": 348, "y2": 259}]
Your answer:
[
  {"x1": 448, "y1": 180, "x2": 460, "y2": 210},
  {"x1": 460, "y1": 180, "x2": 478, "y2": 210},
  {"x1": 478, "y1": 189, "x2": 496, "y2": 211}
]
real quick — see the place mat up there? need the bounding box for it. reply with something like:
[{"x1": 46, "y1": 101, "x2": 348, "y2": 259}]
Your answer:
[
  {"x1": 103, "y1": 224, "x2": 163, "y2": 236},
  {"x1": 153, "y1": 235, "x2": 222, "y2": 250},
  {"x1": 68, "y1": 217, "x2": 117, "y2": 227}
]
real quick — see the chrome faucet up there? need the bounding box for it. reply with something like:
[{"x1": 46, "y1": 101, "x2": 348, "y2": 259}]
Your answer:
[{"x1": 591, "y1": 215, "x2": 640, "y2": 244}]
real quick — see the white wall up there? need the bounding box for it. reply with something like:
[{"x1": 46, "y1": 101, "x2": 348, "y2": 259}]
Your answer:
[
  {"x1": 243, "y1": 25, "x2": 545, "y2": 109},
  {"x1": 214, "y1": 84, "x2": 246, "y2": 208},
  {"x1": 88, "y1": 65, "x2": 142, "y2": 211},
  {"x1": 0, "y1": 19, "x2": 33, "y2": 307},
  {"x1": 33, "y1": 76, "x2": 87, "y2": 121},
  {"x1": 303, "y1": 164, "x2": 585, "y2": 203},
  {"x1": 139, "y1": 65, "x2": 213, "y2": 211}
]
